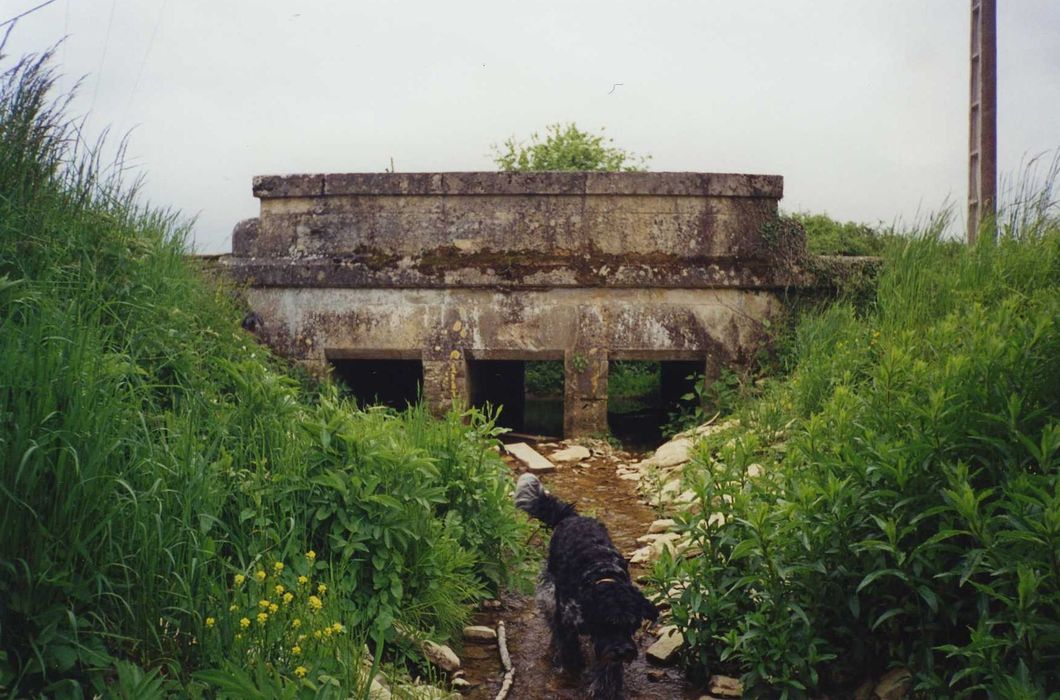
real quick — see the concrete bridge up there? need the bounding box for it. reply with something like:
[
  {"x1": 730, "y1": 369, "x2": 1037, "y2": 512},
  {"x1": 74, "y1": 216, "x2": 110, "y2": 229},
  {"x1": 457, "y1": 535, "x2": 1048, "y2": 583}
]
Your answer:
[{"x1": 221, "y1": 171, "x2": 817, "y2": 436}]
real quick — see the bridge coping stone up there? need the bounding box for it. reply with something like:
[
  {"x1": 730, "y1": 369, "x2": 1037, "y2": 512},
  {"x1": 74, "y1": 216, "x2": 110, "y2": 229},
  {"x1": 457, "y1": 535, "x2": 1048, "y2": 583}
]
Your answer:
[{"x1": 251, "y1": 171, "x2": 783, "y2": 199}]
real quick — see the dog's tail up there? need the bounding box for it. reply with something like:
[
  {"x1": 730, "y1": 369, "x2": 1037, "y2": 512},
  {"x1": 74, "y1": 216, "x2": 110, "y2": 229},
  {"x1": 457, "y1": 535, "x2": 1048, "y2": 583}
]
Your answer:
[{"x1": 514, "y1": 473, "x2": 577, "y2": 528}]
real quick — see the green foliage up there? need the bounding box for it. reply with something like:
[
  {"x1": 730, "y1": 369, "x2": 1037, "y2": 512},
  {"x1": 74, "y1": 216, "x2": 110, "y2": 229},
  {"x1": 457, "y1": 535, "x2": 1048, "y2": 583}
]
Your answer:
[
  {"x1": 654, "y1": 202, "x2": 1060, "y2": 696},
  {"x1": 0, "y1": 48, "x2": 529, "y2": 696},
  {"x1": 492, "y1": 122, "x2": 649, "y2": 172},
  {"x1": 525, "y1": 360, "x2": 564, "y2": 397},
  {"x1": 790, "y1": 211, "x2": 893, "y2": 257}
]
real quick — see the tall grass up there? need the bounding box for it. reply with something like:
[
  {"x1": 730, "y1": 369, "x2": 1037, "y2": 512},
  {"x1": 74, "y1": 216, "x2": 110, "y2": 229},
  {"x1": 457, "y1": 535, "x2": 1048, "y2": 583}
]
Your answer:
[
  {"x1": 656, "y1": 166, "x2": 1060, "y2": 697},
  {"x1": 0, "y1": 47, "x2": 529, "y2": 697}
]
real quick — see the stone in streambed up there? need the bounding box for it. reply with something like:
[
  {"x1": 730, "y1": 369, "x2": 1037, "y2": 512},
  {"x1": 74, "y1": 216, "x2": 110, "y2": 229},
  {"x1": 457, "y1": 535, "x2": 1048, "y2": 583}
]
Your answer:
[
  {"x1": 550, "y1": 445, "x2": 591, "y2": 462},
  {"x1": 646, "y1": 625, "x2": 684, "y2": 664},
  {"x1": 462, "y1": 625, "x2": 497, "y2": 642}
]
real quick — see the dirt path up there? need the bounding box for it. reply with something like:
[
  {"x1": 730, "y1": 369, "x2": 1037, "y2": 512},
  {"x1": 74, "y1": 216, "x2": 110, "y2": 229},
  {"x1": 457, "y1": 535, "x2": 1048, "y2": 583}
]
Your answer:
[{"x1": 460, "y1": 444, "x2": 702, "y2": 700}]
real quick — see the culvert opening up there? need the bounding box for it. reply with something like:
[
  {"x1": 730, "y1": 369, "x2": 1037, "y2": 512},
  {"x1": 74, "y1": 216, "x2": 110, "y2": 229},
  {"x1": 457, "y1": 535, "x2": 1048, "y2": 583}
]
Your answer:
[
  {"x1": 330, "y1": 359, "x2": 423, "y2": 410},
  {"x1": 608, "y1": 359, "x2": 702, "y2": 448},
  {"x1": 470, "y1": 359, "x2": 564, "y2": 437}
]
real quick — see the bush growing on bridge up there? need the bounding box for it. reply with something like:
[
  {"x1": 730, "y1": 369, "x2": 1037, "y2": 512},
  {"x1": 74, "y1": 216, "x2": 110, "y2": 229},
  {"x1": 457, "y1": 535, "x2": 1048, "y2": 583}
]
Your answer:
[
  {"x1": 654, "y1": 192, "x2": 1060, "y2": 697},
  {"x1": 0, "y1": 48, "x2": 530, "y2": 696}
]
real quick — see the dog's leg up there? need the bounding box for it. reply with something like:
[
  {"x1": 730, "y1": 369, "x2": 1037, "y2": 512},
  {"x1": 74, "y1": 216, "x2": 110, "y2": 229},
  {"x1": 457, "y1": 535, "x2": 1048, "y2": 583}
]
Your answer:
[
  {"x1": 588, "y1": 660, "x2": 624, "y2": 700},
  {"x1": 551, "y1": 593, "x2": 584, "y2": 671}
]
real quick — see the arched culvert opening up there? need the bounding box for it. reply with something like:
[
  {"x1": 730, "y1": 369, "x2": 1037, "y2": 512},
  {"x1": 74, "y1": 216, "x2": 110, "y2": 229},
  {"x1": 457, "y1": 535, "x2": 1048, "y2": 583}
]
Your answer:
[
  {"x1": 329, "y1": 357, "x2": 423, "y2": 410},
  {"x1": 607, "y1": 359, "x2": 703, "y2": 448},
  {"x1": 469, "y1": 357, "x2": 564, "y2": 437}
]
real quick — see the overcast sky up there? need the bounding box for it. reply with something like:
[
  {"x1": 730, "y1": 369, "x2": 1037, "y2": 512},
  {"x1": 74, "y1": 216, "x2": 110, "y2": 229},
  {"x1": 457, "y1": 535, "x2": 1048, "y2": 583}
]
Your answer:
[{"x1": 5, "y1": 1, "x2": 1060, "y2": 252}]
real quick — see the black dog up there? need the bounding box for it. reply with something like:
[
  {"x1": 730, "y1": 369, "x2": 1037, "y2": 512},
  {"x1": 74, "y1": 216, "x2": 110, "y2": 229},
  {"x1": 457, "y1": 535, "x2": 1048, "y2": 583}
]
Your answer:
[{"x1": 515, "y1": 473, "x2": 658, "y2": 699}]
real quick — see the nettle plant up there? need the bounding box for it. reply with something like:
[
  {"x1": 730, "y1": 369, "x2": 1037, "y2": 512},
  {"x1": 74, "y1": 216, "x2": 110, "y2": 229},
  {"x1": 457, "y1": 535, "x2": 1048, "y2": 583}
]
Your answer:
[{"x1": 652, "y1": 227, "x2": 1060, "y2": 698}]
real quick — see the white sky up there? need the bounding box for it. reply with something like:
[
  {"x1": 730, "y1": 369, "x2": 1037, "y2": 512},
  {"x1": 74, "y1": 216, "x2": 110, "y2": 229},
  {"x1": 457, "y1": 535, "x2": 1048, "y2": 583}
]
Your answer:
[{"x1": 5, "y1": 1, "x2": 1059, "y2": 253}]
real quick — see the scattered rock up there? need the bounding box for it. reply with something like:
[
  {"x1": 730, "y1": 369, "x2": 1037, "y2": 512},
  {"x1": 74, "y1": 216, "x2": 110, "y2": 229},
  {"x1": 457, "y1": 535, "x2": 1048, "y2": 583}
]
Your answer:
[
  {"x1": 873, "y1": 667, "x2": 912, "y2": 700},
  {"x1": 636, "y1": 532, "x2": 681, "y2": 546},
  {"x1": 451, "y1": 677, "x2": 474, "y2": 691},
  {"x1": 646, "y1": 625, "x2": 684, "y2": 664},
  {"x1": 746, "y1": 462, "x2": 764, "y2": 478},
  {"x1": 504, "y1": 442, "x2": 555, "y2": 473},
  {"x1": 550, "y1": 445, "x2": 591, "y2": 462},
  {"x1": 707, "y1": 674, "x2": 744, "y2": 697},
  {"x1": 646, "y1": 668, "x2": 666, "y2": 682},
  {"x1": 422, "y1": 641, "x2": 461, "y2": 673},
  {"x1": 367, "y1": 679, "x2": 392, "y2": 700},
  {"x1": 648, "y1": 437, "x2": 695, "y2": 468},
  {"x1": 462, "y1": 625, "x2": 497, "y2": 642},
  {"x1": 480, "y1": 599, "x2": 502, "y2": 610},
  {"x1": 649, "y1": 518, "x2": 676, "y2": 533}
]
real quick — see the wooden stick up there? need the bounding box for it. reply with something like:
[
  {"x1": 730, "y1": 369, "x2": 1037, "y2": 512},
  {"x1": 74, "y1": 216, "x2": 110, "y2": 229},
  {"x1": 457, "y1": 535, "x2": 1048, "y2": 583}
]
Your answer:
[{"x1": 494, "y1": 620, "x2": 514, "y2": 700}]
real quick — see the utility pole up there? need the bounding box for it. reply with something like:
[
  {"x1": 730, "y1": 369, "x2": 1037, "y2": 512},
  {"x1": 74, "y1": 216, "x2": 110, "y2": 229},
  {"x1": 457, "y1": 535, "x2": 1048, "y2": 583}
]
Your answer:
[{"x1": 968, "y1": 0, "x2": 997, "y2": 244}]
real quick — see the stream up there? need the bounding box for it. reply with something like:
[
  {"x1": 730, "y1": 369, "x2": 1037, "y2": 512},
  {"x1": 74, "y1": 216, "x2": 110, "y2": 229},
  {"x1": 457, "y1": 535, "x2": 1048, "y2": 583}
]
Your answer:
[{"x1": 460, "y1": 442, "x2": 702, "y2": 700}]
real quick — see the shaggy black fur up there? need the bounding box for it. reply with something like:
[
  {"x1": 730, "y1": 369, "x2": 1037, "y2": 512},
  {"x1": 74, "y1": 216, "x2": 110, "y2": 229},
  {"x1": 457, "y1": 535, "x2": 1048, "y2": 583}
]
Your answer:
[{"x1": 515, "y1": 473, "x2": 659, "y2": 699}]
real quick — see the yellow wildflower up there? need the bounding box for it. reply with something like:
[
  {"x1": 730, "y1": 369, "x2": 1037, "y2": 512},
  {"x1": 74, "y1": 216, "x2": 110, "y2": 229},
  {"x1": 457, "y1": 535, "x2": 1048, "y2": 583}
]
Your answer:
[
  {"x1": 229, "y1": 604, "x2": 238, "y2": 612},
  {"x1": 292, "y1": 618, "x2": 302, "y2": 628},
  {"x1": 259, "y1": 599, "x2": 270, "y2": 609},
  {"x1": 297, "y1": 633, "x2": 306, "y2": 642},
  {"x1": 205, "y1": 617, "x2": 215, "y2": 628},
  {"x1": 255, "y1": 570, "x2": 266, "y2": 582},
  {"x1": 257, "y1": 612, "x2": 268, "y2": 624},
  {"x1": 269, "y1": 603, "x2": 279, "y2": 614},
  {"x1": 317, "y1": 583, "x2": 327, "y2": 595},
  {"x1": 298, "y1": 575, "x2": 309, "y2": 586},
  {"x1": 234, "y1": 573, "x2": 246, "y2": 586},
  {"x1": 294, "y1": 665, "x2": 307, "y2": 678},
  {"x1": 291, "y1": 645, "x2": 302, "y2": 656},
  {"x1": 283, "y1": 592, "x2": 294, "y2": 605},
  {"x1": 313, "y1": 629, "x2": 322, "y2": 639},
  {"x1": 273, "y1": 562, "x2": 284, "y2": 573},
  {"x1": 308, "y1": 595, "x2": 323, "y2": 611},
  {"x1": 240, "y1": 617, "x2": 251, "y2": 629},
  {"x1": 305, "y1": 550, "x2": 316, "y2": 562},
  {"x1": 235, "y1": 633, "x2": 243, "y2": 640},
  {"x1": 330, "y1": 622, "x2": 344, "y2": 633},
  {"x1": 274, "y1": 584, "x2": 285, "y2": 596}
]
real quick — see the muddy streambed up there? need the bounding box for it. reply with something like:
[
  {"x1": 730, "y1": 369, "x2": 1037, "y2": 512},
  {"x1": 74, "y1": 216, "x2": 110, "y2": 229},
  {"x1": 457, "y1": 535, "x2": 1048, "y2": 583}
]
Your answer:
[{"x1": 460, "y1": 443, "x2": 702, "y2": 700}]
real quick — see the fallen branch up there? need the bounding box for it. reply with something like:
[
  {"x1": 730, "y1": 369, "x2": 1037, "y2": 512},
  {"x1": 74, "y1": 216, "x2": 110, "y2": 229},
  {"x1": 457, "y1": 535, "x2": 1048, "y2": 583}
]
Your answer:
[{"x1": 494, "y1": 620, "x2": 514, "y2": 700}]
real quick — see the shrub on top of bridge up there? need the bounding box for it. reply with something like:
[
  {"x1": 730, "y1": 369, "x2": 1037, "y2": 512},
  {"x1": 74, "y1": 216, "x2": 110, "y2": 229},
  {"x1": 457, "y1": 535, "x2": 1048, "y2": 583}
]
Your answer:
[
  {"x1": 652, "y1": 183, "x2": 1060, "y2": 697},
  {"x1": 0, "y1": 48, "x2": 530, "y2": 696},
  {"x1": 492, "y1": 122, "x2": 650, "y2": 172}
]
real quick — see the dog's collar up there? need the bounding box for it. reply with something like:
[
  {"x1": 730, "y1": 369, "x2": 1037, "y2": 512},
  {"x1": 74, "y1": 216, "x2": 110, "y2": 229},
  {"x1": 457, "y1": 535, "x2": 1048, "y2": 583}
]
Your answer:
[{"x1": 594, "y1": 577, "x2": 619, "y2": 585}]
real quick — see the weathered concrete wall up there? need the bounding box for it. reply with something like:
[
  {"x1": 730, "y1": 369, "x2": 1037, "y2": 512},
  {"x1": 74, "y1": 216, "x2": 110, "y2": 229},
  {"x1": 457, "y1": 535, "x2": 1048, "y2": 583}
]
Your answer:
[{"x1": 223, "y1": 171, "x2": 805, "y2": 436}]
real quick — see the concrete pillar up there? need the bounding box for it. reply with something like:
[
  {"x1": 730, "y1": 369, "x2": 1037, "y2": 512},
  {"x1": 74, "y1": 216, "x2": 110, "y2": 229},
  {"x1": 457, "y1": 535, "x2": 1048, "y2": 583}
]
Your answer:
[
  {"x1": 422, "y1": 350, "x2": 469, "y2": 417},
  {"x1": 563, "y1": 348, "x2": 608, "y2": 437}
]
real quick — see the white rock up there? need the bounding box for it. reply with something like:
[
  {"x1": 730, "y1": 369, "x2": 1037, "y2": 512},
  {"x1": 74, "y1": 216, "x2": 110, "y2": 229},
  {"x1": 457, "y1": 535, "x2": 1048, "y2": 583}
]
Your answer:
[
  {"x1": 550, "y1": 445, "x2": 591, "y2": 462},
  {"x1": 368, "y1": 679, "x2": 392, "y2": 700},
  {"x1": 649, "y1": 518, "x2": 676, "y2": 533},
  {"x1": 646, "y1": 625, "x2": 684, "y2": 664},
  {"x1": 462, "y1": 625, "x2": 497, "y2": 642},
  {"x1": 746, "y1": 463, "x2": 764, "y2": 478},
  {"x1": 422, "y1": 641, "x2": 461, "y2": 672},
  {"x1": 649, "y1": 437, "x2": 694, "y2": 468},
  {"x1": 708, "y1": 674, "x2": 744, "y2": 697}
]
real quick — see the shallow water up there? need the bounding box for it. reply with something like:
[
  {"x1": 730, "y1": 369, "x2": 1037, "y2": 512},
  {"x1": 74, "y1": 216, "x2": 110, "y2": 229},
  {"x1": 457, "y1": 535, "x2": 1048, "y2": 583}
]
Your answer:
[{"x1": 461, "y1": 447, "x2": 702, "y2": 700}]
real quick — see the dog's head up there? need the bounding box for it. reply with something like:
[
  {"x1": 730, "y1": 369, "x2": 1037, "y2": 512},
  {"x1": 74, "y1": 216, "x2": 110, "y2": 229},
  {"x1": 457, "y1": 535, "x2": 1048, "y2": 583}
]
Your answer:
[{"x1": 584, "y1": 580, "x2": 659, "y2": 664}]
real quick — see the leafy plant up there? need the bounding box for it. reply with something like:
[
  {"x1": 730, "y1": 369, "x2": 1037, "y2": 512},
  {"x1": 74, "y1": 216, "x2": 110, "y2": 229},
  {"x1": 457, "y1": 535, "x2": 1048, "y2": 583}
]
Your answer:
[
  {"x1": 654, "y1": 184, "x2": 1060, "y2": 696},
  {"x1": 492, "y1": 122, "x2": 649, "y2": 172}
]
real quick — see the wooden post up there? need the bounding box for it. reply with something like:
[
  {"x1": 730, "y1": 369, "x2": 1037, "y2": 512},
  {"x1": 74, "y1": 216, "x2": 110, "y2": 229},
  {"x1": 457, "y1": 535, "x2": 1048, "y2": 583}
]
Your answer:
[{"x1": 968, "y1": 0, "x2": 997, "y2": 244}]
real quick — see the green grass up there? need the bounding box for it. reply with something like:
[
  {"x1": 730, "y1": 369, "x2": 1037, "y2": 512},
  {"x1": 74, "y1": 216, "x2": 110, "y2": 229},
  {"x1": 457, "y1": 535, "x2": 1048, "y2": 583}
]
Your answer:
[
  {"x1": 655, "y1": 178, "x2": 1060, "y2": 697},
  {"x1": 0, "y1": 48, "x2": 530, "y2": 697}
]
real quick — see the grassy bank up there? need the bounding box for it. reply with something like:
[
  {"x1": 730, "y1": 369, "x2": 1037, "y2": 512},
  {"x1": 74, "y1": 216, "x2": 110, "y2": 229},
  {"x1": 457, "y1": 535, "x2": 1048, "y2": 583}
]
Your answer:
[
  {"x1": 654, "y1": 188, "x2": 1060, "y2": 696},
  {"x1": 0, "y1": 50, "x2": 529, "y2": 697}
]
